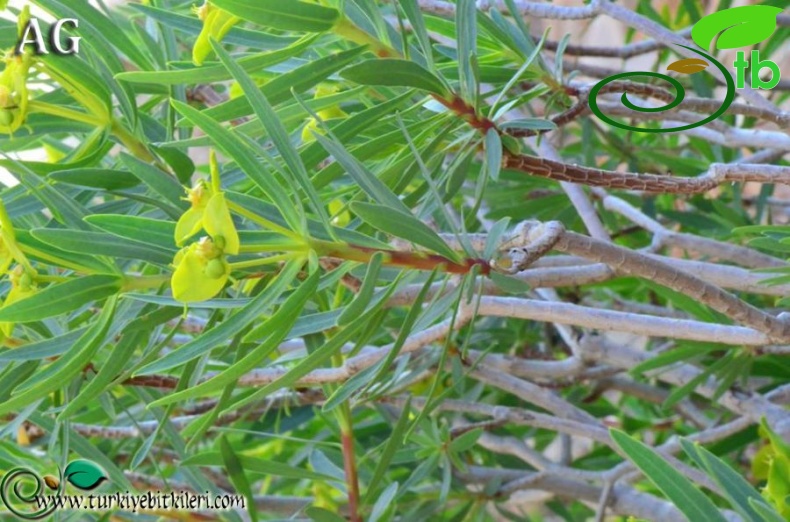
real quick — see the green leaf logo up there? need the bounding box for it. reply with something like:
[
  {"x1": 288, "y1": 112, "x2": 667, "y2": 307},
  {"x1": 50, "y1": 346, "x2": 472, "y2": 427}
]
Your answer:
[
  {"x1": 691, "y1": 5, "x2": 783, "y2": 51},
  {"x1": 63, "y1": 460, "x2": 107, "y2": 491}
]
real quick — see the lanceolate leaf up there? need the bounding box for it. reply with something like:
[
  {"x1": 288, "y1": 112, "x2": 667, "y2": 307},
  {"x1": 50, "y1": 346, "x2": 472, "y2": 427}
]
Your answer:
[
  {"x1": 0, "y1": 298, "x2": 116, "y2": 416},
  {"x1": 210, "y1": 0, "x2": 341, "y2": 33},
  {"x1": 31, "y1": 229, "x2": 173, "y2": 265},
  {"x1": 681, "y1": 439, "x2": 770, "y2": 522},
  {"x1": 84, "y1": 215, "x2": 176, "y2": 250},
  {"x1": 0, "y1": 275, "x2": 123, "y2": 323},
  {"x1": 611, "y1": 430, "x2": 728, "y2": 522},
  {"x1": 219, "y1": 436, "x2": 259, "y2": 522},
  {"x1": 116, "y1": 35, "x2": 318, "y2": 85},
  {"x1": 351, "y1": 201, "x2": 461, "y2": 263},
  {"x1": 200, "y1": 47, "x2": 366, "y2": 123},
  {"x1": 340, "y1": 59, "x2": 449, "y2": 95},
  {"x1": 212, "y1": 39, "x2": 332, "y2": 235},
  {"x1": 149, "y1": 270, "x2": 318, "y2": 406}
]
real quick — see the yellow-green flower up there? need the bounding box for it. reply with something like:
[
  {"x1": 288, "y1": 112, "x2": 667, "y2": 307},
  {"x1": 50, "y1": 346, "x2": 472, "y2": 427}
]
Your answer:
[
  {"x1": 175, "y1": 181, "x2": 239, "y2": 255},
  {"x1": 175, "y1": 180, "x2": 210, "y2": 245},
  {"x1": 0, "y1": 51, "x2": 32, "y2": 134},
  {"x1": 301, "y1": 85, "x2": 348, "y2": 143},
  {"x1": 1, "y1": 264, "x2": 36, "y2": 336},
  {"x1": 192, "y1": 1, "x2": 240, "y2": 66},
  {"x1": 0, "y1": 223, "x2": 30, "y2": 278},
  {"x1": 0, "y1": 7, "x2": 34, "y2": 134},
  {"x1": 172, "y1": 150, "x2": 240, "y2": 303},
  {"x1": 171, "y1": 237, "x2": 230, "y2": 303}
]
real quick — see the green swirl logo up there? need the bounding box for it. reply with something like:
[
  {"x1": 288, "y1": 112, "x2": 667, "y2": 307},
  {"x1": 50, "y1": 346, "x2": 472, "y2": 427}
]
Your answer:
[
  {"x1": 589, "y1": 5, "x2": 783, "y2": 134},
  {"x1": 1, "y1": 460, "x2": 107, "y2": 520}
]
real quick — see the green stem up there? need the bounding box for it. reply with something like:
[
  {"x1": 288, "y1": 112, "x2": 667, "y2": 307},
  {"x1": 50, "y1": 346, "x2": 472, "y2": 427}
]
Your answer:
[
  {"x1": 239, "y1": 242, "x2": 306, "y2": 254},
  {"x1": 27, "y1": 101, "x2": 105, "y2": 127},
  {"x1": 110, "y1": 119, "x2": 157, "y2": 164},
  {"x1": 229, "y1": 253, "x2": 303, "y2": 270},
  {"x1": 122, "y1": 274, "x2": 171, "y2": 291},
  {"x1": 333, "y1": 16, "x2": 399, "y2": 58},
  {"x1": 227, "y1": 201, "x2": 306, "y2": 242}
]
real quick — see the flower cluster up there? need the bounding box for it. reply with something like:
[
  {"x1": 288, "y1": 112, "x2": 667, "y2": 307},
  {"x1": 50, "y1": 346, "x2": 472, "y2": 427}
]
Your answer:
[
  {"x1": 1, "y1": 264, "x2": 36, "y2": 336},
  {"x1": 0, "y1": 7, "x2": 33, "y2": 134},
  {"x1": 171, "y1": 151, "x2": 239, "y2": 303}
]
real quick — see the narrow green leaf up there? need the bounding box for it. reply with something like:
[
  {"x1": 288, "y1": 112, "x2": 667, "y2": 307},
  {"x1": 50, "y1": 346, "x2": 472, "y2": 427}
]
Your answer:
[
  {"x1": 200, "y1": 47, "x2": 366, "y2": 123},
  {"x1": 117, "y1": 35, "x2": 317, "y2": 85},
  {"x1": 50, "y1": 168, "x2": 140, "y2": 191},
  {"x1": 370, "y1": 482, "x2": 398, "y2": 522},
  {"x1": 182, "y1": 451, "x2": 331, "y2": 481},
  {"x1": 322, "y1": 362, "x2": 379, "y2": 413},
  {"x1": 306, "y1": 507, "x2": 347, "y2": 522},
  {"x1": 84, "y1": 215, "x2": 176, "y2": 250},
  {"x1": 364, "y1": 271, "x2": 437, "y2": 399},
  {"x1": 449, "y1": 428, "x2": 483, "y2": 453},
  {"x1": 0, "y1": 298, "x2": 116, "y2": 416},
  {"x1": 16, "y1": 230, "x2": 115, "y2": 274},
  {"x1": 364, "y1": 397, "x2": 412, "y2": 503},
  {"x1": 171, "y1": 99, "x2": 304, "y2": 232},
  {"x1": 132, "y1": 4, "x2": 299, "y2": 50},
  {"x1": 351, "y1": 201, "x2": 461, "y2": 263},
  {"x1": 340, "y1": 59, "x2": 448, "y2": 95},
  {"x1": 610, "y1": 429, "x2": 728, "y2": 522},
  {"x1": 0, "y1": 328, "x2": 86, "y2": 362},
  {"x1": 4, "y1": 158, "x2": 91, "y2": 230},
  {"x1": 400, "y1": 0, "x2": 434, "y2": 70},
  {"x1": 58, "y1": 331, "x2": 142, "y2": 421},
  {"x1": 500, "y1": 119, "x2": 558, "y2": 132},
  {"x1": 31, "y1": 229, "x2": 173, "y2": 265},
  {"x1": 664, "y1": 353, "x2": 733, "y2": 408},
  {"x1": 485, "y1": 128, "x2": 502, "y2": 182},
  {"x1": 0, "y1": 275, "x2": 122, "y2": 322},
  {"x1": 631, "y1": 345, "x2": 720, "y2": 375},
  {"x1": 219, "y1": 436, "x2": 259, "y2": 522},
  {"x1": 211, "y1": 39, "x2": 331, "y2": 234},
  {"x1": 135, "y1": 260, "x2": 302, "y2": 375},
  {"x1": 749, "y1": 497, "x2": 786, "y2": 522},
  {"x1": 119, "y1": 153, "x2": 187, "y2": 210},
  {"x1": 456, "y1": 0, "x2": 478, "y2": 104},
  {"x1": 151, "y1": 271, "x2": 317, "y2": 406},
  {"x1": 225, "y1": 305, "x2": 367, "y2": 411},
  {"x1": 210, "y1": 0, "x2": 340, "y2": 32},
  {"x1": 312, "y1": 132, "x2": 410, "y2": 214},
  {"x1": 338, "y1": 252, "x2": 383, "y2": 326},
  {"x1": 130, "y1": 431, "x2": 158, "y2": 471},
  {"x1": 681, "y1": 439, "x2": 770, "y2": 522}
]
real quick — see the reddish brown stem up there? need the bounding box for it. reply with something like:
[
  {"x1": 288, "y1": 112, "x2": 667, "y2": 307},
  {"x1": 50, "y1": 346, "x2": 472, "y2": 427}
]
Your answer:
[{"x1": 341, "y1": 429, "x2": 362, "y2": 522}]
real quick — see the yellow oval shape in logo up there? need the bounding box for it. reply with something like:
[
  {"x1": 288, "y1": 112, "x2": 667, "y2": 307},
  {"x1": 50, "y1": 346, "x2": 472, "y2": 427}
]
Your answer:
[{"x1": 667, "y1": 58, "x2": 709, "y2": 74}]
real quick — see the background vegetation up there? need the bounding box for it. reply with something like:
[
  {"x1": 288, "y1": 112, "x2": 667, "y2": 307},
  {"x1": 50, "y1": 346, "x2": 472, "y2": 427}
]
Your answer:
[{"x1": 1, "y1": 0, "x2": 790, "y2": 520}]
